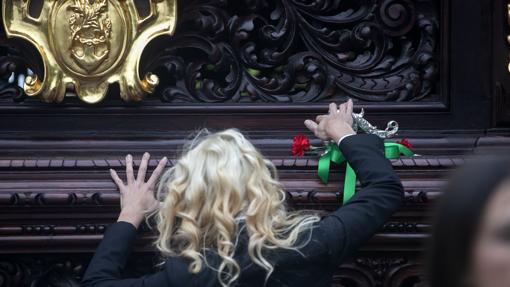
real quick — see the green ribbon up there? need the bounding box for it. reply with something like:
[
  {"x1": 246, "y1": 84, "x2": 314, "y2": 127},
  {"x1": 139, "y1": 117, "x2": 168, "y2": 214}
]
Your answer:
[{"x1": 318, "y1": 142, "x2": 414, "y2": 204}]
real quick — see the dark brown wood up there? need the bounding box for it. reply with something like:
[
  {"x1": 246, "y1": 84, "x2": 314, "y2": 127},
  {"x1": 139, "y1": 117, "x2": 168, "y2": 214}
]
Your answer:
[
  {"x1": 0, "y1": 0, "x2": 509, "y2": 286},
  {"x1": 492, "y1": 0, "x2": 510, "y2": 127}
]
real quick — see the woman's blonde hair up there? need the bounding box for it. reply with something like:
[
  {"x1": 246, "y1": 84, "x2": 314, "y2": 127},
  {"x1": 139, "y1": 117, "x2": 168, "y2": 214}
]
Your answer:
[{"x1": 154, "y1": 128, "x2": 320, "y2": 286}]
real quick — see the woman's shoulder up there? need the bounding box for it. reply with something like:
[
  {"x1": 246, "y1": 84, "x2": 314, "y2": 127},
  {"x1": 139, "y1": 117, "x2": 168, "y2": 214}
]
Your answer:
[{"x1": 161, "y1": 255, "x2": 220, "y2": 286}]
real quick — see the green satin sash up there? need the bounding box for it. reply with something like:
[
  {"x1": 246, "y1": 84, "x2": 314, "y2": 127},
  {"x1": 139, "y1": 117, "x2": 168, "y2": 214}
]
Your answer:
[{"x1": 318, "y1": 142, "x2": 414, "y2": 204}]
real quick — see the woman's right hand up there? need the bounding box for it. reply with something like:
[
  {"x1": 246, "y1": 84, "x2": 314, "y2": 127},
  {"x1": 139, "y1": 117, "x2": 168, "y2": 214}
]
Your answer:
[
  {"x1": 304, "y1": 100, "x2": 356, "y2": 143},
  {"x1": 110, "y1": 153, "x2": 168, "y2": 228}
]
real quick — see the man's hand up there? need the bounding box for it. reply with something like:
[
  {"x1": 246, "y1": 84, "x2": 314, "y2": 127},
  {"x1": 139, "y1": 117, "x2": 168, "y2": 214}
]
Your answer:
[
  {"x1": 110, "y1": 152, "x2": 168, "y2": 228},
  {"x1": 304, "y1": 99, "x2": 356, "y2": 143}
]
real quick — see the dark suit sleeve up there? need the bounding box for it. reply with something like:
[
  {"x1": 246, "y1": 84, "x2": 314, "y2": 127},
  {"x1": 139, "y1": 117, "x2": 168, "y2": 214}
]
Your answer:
[
  {"x1": 317, "y1": 134, "x2": 404, "y2": 266},
  {"x1": 81, "y1": 221, "x2": 172, "y2": 287}
]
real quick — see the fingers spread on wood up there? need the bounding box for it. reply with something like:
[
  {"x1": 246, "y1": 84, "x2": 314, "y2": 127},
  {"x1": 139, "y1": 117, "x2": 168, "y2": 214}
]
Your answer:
[
  {"x1": 110, "y1": 169, "x2": 125, "y2": 191},
  {"x1": 126, "y1": 154, "x2": 135, "y2": 185},
  {"x1": 147, "y1": 157, "x2": 168, "y2": 188},
  {"x1": 137, "y1": 152, "x2": 150, "y2": 183},
  {"x1": 304, "y1": 119, "x2": 318, "y2": 133},
  {"x1": 328, "y1": 102, "x2": 337, "y2": 115}
]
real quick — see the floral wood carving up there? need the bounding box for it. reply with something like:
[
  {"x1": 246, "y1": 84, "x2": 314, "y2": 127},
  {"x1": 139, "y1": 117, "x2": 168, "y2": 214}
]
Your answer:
[
  {"x1": 0, "y1": 0, "x2": 439, "y2": 104},
  {"x1": 144, "y1": 0, "x2": 439, "y2": 103}
]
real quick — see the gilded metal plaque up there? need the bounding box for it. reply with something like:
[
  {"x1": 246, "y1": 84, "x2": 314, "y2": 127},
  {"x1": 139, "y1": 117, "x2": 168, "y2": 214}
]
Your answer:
[{"x1": 2, "y1": 0, "x2": 177, "y2": 103}]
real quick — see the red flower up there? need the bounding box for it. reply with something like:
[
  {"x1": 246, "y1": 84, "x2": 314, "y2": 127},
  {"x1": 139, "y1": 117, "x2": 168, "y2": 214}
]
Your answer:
[
  {"x1": 291, "y1": 134, "x2": 311, "y2": 156},
  {"x1": 396, "y1": 138, "x2": 413, "y2": 149}
]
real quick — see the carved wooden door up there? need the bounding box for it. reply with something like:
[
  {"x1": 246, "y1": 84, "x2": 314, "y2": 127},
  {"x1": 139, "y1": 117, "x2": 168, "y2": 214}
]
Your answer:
[{"x1": 0, "y1": 0, "x2": 508, "y2": 286}]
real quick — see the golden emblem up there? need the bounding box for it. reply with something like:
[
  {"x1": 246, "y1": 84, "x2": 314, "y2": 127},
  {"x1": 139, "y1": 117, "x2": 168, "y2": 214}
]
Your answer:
[{"x1": 2, "y1": 0, "x2": 177, "y2": 103}]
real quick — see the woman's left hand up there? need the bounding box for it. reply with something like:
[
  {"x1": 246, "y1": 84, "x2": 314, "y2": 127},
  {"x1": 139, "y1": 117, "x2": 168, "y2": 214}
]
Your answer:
[{"x1": 110, "y1": 152, "x2": 168, "y2": 228}]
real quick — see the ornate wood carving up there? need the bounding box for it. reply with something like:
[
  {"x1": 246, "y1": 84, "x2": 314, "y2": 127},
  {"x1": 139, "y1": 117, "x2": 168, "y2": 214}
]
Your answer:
[
  {"x1": 0, "y1": 0, "x2": 439, "y2": 104},
  {"x1": 492, "y1": 0, "x2": 510, "y2": 126},
  {"x1": 0, "y1": 255, "x2": 424, "y2": 287},
  {"x1": 0, "y1": 42, "x2": 28, "y2": 102},
  {"x1": 0, "y1": 0, "x2": 509, "y2": 286},
  {"x1": 139, "y1": 0, "x2": 439, "y2": 103}
]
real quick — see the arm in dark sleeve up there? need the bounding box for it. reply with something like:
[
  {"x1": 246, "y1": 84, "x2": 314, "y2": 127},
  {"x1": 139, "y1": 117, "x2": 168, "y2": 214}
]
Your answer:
[
  {"x1": 318, "y1": 134, "x2": 404, "y2": 266},
  {"x1": 81, "y1": 221, "x2": 171, "y2": 287}
]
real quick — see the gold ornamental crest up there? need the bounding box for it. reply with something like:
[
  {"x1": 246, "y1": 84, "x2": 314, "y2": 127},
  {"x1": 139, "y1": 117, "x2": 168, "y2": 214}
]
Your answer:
[{"x1": 2, "y1": 0, "x2": 177, "y2": 104}]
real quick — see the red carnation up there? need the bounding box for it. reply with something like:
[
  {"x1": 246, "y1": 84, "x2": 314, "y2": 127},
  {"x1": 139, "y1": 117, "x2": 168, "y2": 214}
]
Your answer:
[
  {"x1": 396, "y1": 138, "x2": 413, "y2": 149},
  {"x1": 291, "y1": 134, "x2": 311, "y2": 156}
]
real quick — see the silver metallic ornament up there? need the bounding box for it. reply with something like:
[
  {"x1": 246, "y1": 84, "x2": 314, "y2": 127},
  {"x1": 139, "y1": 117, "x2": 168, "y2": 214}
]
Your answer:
[{"x1": 352, "y1": 109, "x2": 399, "y2": 139}]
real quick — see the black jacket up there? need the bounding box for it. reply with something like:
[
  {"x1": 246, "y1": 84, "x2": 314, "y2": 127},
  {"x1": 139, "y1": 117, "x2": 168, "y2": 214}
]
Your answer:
[{"x1": 81, "y1": 134, "x2": 404, "y2": 287}]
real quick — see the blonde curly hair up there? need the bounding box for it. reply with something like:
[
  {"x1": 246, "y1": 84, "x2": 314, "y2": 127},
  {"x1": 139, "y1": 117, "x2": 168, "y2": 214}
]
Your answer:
[{"x1": 154, "y1": 128, "x2": 320, "y2": 286}]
